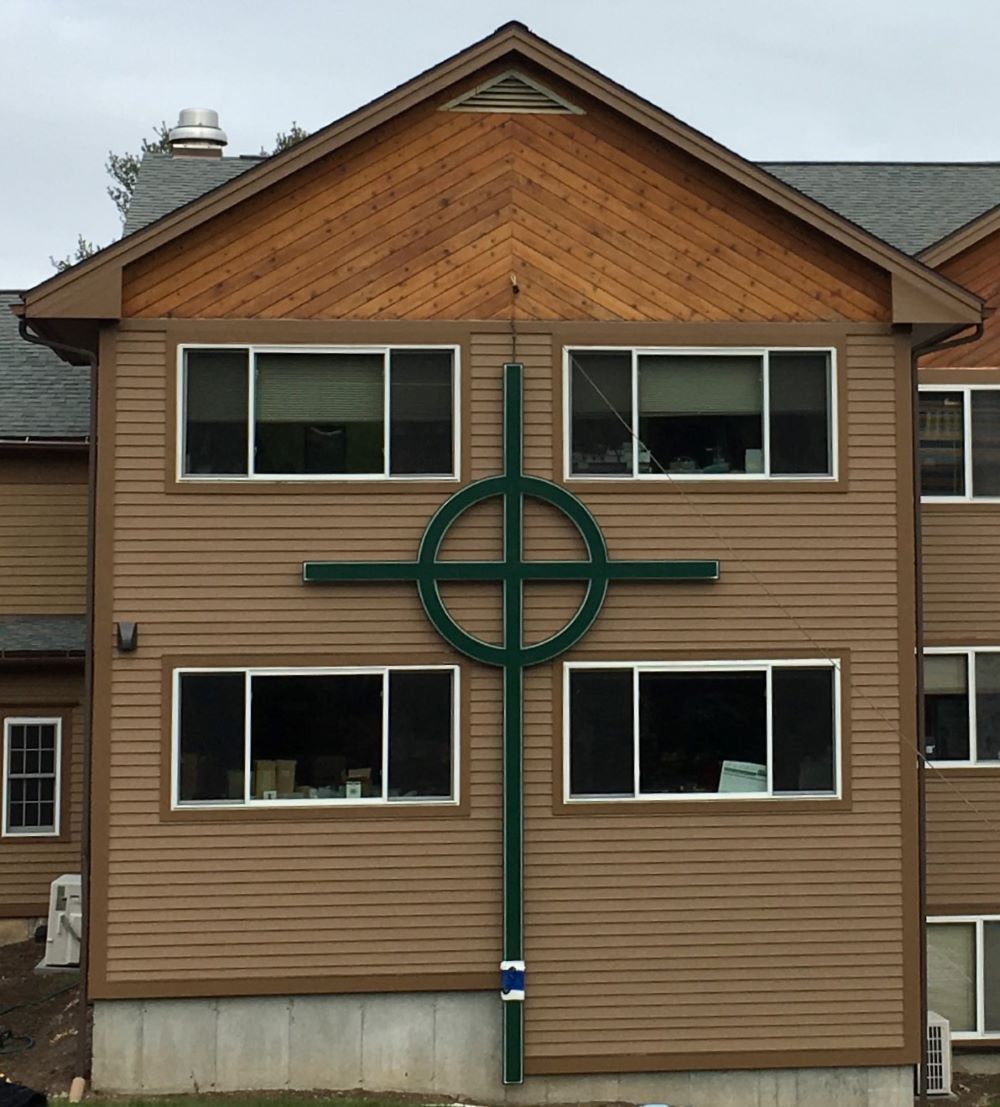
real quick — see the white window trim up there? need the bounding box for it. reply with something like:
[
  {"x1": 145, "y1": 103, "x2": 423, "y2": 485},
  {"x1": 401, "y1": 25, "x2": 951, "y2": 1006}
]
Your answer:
[
  {"x1": 562, "y1": 345, "x2": 838, "y2": 482},
  {"x1": 924, "y1": 646, "x2": 1000, "y2": 766},
  {"x1": 562, "y1": 658, "x2": 842, "y2": 803},
  {"x1": 919, "y1": 384, "x2": 1000, "y2": 503},
  {"x1": 927, "y1": 915, "x2": 1000, "y2": 1040},
  {"x1": 171, "y1": 664, "x2": 461, "y2": 810},
  {"x1": 2, "y1": 717, "x2": 62, "y2": 838},
  {"x1": 177, "y1": 344, "x2": 462, "y2": 483}
]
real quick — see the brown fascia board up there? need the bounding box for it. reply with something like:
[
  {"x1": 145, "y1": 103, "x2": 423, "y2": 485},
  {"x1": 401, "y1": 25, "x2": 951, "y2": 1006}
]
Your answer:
[
  {"x1": 919, "y1": 200, "x2": 1000, "y2": 267},
  {"x1": 20, "y1": 21, "x2": 982, "y2": 328}
]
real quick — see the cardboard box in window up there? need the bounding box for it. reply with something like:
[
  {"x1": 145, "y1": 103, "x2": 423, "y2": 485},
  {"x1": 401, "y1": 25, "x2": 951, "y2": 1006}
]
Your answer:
[
  {"x1": 254, "y1": 760, "x2": 276, "y2": 798},
  {"x1": 347, "y1": 767, "x2": 374, "y2": 798},
  {"x1": 275, "y1": 759, "x2": 296, "y2": 795}
]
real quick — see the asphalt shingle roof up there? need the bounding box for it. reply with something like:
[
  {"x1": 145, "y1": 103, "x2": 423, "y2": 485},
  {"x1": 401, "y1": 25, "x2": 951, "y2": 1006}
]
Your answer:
[
  {"x1": 0, "y1": 292, "x2": 90, "y2": 440},
  {"x1": 126, "y1": 152, "x2": 1000, "y2": 260},
  {"x1": 762, "y1": 162, "x2": 1000, "y2": 256},
  {"x1": 0, "y1": 615, "x2": 86, "y2": 655},
  {"x1": 123, "y1": 152, "x2": 264, "y2": 235}
]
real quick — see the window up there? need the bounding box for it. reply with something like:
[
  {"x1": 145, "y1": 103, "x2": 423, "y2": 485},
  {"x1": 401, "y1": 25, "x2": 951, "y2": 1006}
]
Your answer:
[
  {"x1": 567, "y1": 348, "x2": 834, "y2": 479},
  {"x1": 2, "y1": 718, "x2": 61, "y2": 836},
  {"x1": 928, "y1": 918, "x2": 1000, "y2": 1037},
  {"x1": 174, "y1": 667, "x2": 457, "y2": 807},
  {"x1": 924, "y1": 650, "x2": 1000, "y2": 764},
  {"x1": 566, "y1": 661, "x2": 839, "y2": 800},
  {"x1": 181, "y1": 346, "x2": 457, "y2": 479},
  {"x1": 919, "y1": 386, "x2": 1000, "y2": 499}
]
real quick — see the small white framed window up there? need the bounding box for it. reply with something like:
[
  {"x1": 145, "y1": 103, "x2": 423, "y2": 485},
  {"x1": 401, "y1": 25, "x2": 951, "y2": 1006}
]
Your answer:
[
  {"x1": 564, "y1": 346, "x2": 836, "y2": 480},
  {"x1": 924, "y1": 647, "x2": 1000, "y2": 764},
  {"x1": 2, "y1": 718, "x2": 62, "y2": 837},
  {"x1": 172, "y1": 665, "x2": 459, "y2": 809},
  {"x1": 178, "y1": 344, "x2": 460, "y2": 481},
  {"x1": 927, "y1": 916, "x2": 1000, "y2": 1039},
  {"x1": 919, "y1": 385, "x2": 1000, "y2": 501},
  {"x1": 564, "y1": 659, "x2": 841, "y2": 802}
]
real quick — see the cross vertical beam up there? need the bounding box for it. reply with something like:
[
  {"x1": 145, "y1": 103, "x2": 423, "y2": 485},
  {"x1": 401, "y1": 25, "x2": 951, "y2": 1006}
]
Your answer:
[{"x1": 502, "y1": 364, "x2": 525, "y2": 1084}]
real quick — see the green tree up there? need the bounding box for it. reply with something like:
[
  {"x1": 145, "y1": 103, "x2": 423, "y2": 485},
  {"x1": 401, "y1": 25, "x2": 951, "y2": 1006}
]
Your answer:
[
  {"x1": 50, "y1": 234, "x2": 99, "y2": 272},
  {"x1": 106, "y1": 121, "x2": 171, "y2": 220},
  {"x1": 265, "y1": 121, "x2": 310, "y2": 155}
]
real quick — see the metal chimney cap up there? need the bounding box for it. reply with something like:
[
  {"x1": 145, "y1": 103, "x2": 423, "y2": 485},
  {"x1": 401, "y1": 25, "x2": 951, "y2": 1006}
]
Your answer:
[{"x1": 168, "y1": 108, "x2": 228, "y2": 149}]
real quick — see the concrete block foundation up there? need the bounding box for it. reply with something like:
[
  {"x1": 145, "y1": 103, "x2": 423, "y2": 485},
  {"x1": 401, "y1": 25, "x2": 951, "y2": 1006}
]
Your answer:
[{"x1": 91, "y1": 992, "x2": 915, "y2": 1106}]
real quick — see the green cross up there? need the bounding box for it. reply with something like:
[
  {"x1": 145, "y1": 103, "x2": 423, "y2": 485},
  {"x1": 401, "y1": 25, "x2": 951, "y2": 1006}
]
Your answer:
[{"x1": 303, "y1": 363, "x2": 719, "y2": 1084}]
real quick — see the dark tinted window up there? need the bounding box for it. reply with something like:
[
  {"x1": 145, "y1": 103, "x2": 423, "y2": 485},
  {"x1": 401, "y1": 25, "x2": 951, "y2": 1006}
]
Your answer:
[
  {"x1": 184, "y1": 349, "x2": 249, "y2": 475},
  {"x1": 389, "y1": 350, "x2": 454, "y2": 475},
  {"x1": 568, "y1": 669, "x2": 634, "y2": 795},
  {"x1": 919, "y1": 391, "x2": 965, "y2": 497},
  {"x1": 178, "y1": 672, "x2": 246, "y2": 801},
  {"x1": 972, "y1": 391, "x2": 1000, "y2": 497},
  {"x1": 924, "y1": 654, "x2": 970, "y2": 761},
  {"x1": 769, "y1": 353, "x2": 831, "y2": 475},
  {"x1": 771, "y1": 667, "x2": 835, "y2": 792},
  {"x1": 569, "y1": 351, "x2": 633, "y2": 475},
  {"x1": 387, "y1": 670, "x2": 453, "y2": 798}
]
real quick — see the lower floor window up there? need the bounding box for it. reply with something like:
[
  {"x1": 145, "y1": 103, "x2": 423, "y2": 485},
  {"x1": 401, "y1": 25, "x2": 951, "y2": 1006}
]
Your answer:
[
  {"x1": 2, "y1": 718, "x2": 61, "y2": 836},
  {"x1": 567, "y1": 660, "x2": 839, "y2": 799},
  {"x1": 928, "y1": 918, "x2": 1000, "y2": 1036},
  {"x1": 174, "y1": 666, "x2": 457, "y2": 807}
]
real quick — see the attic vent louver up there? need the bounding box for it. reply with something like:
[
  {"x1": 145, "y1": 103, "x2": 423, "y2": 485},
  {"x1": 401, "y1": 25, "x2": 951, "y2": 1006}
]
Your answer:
[{"x1": 441, "y1": 70, "x2": 583, "y2": 115}]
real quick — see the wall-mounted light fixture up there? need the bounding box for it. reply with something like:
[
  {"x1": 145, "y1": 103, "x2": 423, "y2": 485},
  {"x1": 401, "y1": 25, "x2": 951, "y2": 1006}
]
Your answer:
[{"x1": 116, "y1": 621, "x2": 138, "y2": 653}]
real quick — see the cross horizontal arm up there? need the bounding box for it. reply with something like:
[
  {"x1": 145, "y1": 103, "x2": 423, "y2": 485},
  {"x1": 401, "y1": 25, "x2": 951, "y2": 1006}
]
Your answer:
[{"x1": 303, "y1": 559, "x2": 719, "y2": 584}]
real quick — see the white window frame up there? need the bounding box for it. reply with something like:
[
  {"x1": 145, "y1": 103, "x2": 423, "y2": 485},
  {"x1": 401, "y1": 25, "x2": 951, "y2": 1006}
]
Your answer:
[
  {"x1": 919, "y1": 384, "x2": 1000, "y2": 503},
  {"x1": 924, "y1": 646, "x2": 1000, "y2": 766},
  {"x1": 171, "y1": 664, "x2": 460, "y2": 810},
  {"x1": 177, "y1": 344, "x2": 462, "y2": 483},
  {"x1": 562, "y1": 658, "x2": 842, "y2": 803},
  {"x1": 1, "y1": 717, "x2": 62, "y2": 838},
  {"x1": 562, "y1": 346, "x2": 838, "y2": 482},
  {"x1": 927, "y1": 915, "x2": 1000, "y2": 1040}
]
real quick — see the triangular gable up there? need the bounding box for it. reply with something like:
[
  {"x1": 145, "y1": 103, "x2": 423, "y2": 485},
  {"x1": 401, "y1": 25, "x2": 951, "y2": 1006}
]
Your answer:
[{"x1": 16, "y1": 22, "x2": 981, "y2": 337}]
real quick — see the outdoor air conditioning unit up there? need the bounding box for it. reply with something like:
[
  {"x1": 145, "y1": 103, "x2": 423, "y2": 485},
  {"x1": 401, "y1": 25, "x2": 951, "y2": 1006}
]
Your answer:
[
  {"x1": 43, "y1": 873, "x2": 82, "y2": 968},
  {"x1": 925, "y1": 1009, "x2": 952, "y2": 1097}
]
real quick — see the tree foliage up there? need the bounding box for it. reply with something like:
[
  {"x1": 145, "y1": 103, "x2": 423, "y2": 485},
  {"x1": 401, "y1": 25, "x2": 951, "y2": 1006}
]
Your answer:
[{"x1": 51, "y1": 120, "x2": 310, "y2": 271}]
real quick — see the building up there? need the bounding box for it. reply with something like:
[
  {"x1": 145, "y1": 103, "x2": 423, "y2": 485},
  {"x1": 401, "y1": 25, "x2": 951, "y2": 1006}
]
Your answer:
[
  {"x1": 11, "y1": 21, "x2": 1000, "y2": 1107},
  {"x1": 0, "y1": 292, "x2": 89, "y2": 929}
]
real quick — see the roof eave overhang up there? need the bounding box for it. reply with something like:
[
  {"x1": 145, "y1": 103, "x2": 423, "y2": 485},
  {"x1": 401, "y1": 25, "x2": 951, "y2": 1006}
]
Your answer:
[
  {"x1": 919, "y1": 202, "x2": 1000, "y2": 268},
  {"x1": 18, "y1": 23, "x2": 983, "y2": 331}
]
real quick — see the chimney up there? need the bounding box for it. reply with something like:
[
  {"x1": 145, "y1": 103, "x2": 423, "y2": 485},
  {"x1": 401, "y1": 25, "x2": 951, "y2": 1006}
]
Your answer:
[{"x1": 168, "y1": 108, "x2": 228, "y2": 158}]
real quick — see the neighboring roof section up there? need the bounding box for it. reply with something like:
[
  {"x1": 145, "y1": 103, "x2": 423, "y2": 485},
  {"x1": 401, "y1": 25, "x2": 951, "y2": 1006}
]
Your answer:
[
  {"x1": 123, "y1": 152, "x2": 263, "y2": 235},
  {"x1": 0, "y1": 292, "x2": 89, "y2": 440},
  {"x1": 0, "y1": 615, "x2": 86, "y2": 657},
  {"x1": 763, "y1": 163, "x2": 1000, "y2": 257}
]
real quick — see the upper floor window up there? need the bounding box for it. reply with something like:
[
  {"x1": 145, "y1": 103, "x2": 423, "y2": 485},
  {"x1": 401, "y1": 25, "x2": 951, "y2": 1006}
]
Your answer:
[
  {"x1": 174, "y1": 666, "x2": 457, "y2": 808},
  {"x1": 924, "y1": 649, "x2": 1000, "y2": 764},
  {"x1": 181, "y1": 346, "x2": 458, "y2": 480},
  {"x1": 2, "y1": 718, "x2": 61, "y2": 837},
  {"x1": 919, "y1": 386, "x2": 1000, "y2": 500},
  {"x1": 566, "y1": 660, "x2": 839, "y2": 801},
  {"x1": 567, "y1": 348, "x2": 834, "y2": 479}
]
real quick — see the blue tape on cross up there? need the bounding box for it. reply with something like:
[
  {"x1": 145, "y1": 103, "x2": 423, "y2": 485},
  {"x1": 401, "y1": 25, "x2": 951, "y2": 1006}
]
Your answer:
[{"x1": 500, "y1": 960, "x2": 525, "y2": 1001}]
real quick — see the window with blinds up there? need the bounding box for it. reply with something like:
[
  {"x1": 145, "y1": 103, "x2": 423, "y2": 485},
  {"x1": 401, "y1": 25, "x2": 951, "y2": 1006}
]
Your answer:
[
  {"x1": 919, "y1": 387, "x2": 1000, "y2": 500},
  {"x1": 923, "y1": 649, "x2": 1000, "y2": 763},
  {"x1": 567, "y1": 348, "x2": 833, "y2": 479},
  {"x1": 180, "y1": 346, "x2": 456, "y2": 479}
]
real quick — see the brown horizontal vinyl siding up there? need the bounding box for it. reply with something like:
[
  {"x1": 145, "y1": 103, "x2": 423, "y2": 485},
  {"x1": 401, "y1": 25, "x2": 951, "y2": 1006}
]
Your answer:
[
  {"x1": 96, "y1": 328, "x2": 502, "y2": 993},
  {"x1": 95, "y1": 323, "x2": 917, "y2": 1072},
  {"x1": 0, "y1": 456, "x2": 87, "y2": 616},
  {"x1": 0, "y1": 667, "x2": 84, "y2": 915},
  {"x1": 121, "y1": 72, "x2": 890, "y2": 325},
  {"x1": 519, "y1": 331, "x2": 916, "y2": 1068}
]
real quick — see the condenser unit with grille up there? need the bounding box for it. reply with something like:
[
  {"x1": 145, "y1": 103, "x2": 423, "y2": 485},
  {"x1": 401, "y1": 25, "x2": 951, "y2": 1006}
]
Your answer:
[
  {"x1": 925, "y1": 1010, "x2": 952, "y2": 1097},
  {"x1": 42, "y1": 873, "x2": 82, "y2": 968}
]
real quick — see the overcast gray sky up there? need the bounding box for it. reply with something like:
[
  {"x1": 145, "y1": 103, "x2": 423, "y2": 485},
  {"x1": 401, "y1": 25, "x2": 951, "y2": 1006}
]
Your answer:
[{"x1": 2, "y1": 0, "x2": 997, "y2": 288}]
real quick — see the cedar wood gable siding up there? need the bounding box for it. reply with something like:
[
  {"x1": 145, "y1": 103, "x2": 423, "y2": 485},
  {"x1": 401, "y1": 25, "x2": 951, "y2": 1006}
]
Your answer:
[
  {"x1": 0, "y1": 454, "x2": 87, "y2": 915},
  {"x1": 120, "y1": 67, "x2": 892, "y2": 325},
  {"x1": 921, "y1": 227, "x2": 1000, "y2": 915},
  {"x1": 92, "y1": 82, "x2": 919, "y2": 1074}
]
